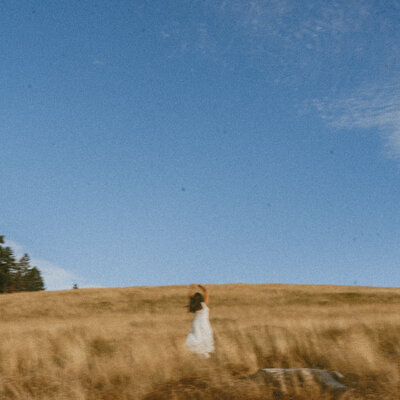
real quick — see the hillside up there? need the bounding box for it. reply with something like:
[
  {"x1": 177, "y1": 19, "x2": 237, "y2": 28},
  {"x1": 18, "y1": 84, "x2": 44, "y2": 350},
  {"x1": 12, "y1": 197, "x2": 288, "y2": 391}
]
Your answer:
[{"x1": 0, "y1": 283, "x2": 399, "y2": 399}]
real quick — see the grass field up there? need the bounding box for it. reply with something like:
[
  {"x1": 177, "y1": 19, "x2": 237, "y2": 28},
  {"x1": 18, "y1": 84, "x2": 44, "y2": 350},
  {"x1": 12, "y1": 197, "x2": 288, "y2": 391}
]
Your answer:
[{"x1": 0, "y1": 283, "x2": 398, "y2": 399}]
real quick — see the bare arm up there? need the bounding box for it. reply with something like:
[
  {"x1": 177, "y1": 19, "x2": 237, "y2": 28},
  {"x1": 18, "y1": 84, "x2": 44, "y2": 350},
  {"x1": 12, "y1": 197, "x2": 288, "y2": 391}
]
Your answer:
[
  {"x1": 188, "y1": 283, "x2": 197, "y2": 300},
  {"x1": 198, "y1": 284, "x2": 209, "y2": 306}
]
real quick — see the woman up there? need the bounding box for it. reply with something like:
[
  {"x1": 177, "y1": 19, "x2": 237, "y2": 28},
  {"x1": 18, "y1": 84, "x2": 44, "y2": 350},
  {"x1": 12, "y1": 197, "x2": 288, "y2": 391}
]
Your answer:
[{"x1": 185, "y1": 284, "x2": 214, "y2": 358}]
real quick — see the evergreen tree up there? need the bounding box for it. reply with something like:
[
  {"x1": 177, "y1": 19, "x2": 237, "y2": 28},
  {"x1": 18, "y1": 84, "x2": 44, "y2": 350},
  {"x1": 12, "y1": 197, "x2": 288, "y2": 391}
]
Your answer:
[
  {"x1": 23, "y1": 267, "x2": 45, "y2": 291},
  {"x1": 0, "y1": 236, "x2": 46, "y2": 293},
  {"x1": 9, "y1": 253, "x2": 29, "y2": 292},
  {"x1": 0, "y1": 236, "x2": 15, "y2": 293}
]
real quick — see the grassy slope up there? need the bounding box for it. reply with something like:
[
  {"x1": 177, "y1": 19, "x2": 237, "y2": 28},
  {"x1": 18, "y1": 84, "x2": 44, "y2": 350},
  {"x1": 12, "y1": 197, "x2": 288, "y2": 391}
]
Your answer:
[{"x1": 0, "y1": 283, "x2": 399, "y2": 399}]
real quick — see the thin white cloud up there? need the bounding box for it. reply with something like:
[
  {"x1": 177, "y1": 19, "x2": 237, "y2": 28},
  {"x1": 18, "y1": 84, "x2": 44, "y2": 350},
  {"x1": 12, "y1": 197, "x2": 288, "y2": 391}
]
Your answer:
[
  {"x1": 160, "y1": 0, "x2": 375, "y2": 74},
  {"x1": 314, "y1": 80, "x2": 400, "y2": 158},
  {"x1": 219, "y1": 0, "x2": 369, "y2": 46},
  {"x1": 4, "y1": 240, "x2": 100, "y2": 291},
  {"x1": 30, "y1": 258, "x2": 80, "y2": 291},
  {"x1": 3, "y1": 239, "x2": 24, "y2": 257}
]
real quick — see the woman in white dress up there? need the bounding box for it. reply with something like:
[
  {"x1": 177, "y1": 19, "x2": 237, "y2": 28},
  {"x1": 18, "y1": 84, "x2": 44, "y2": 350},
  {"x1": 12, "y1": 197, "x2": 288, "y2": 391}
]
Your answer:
[{"x1": 185, "y1": 284, "x2": 214, "y2": 358}]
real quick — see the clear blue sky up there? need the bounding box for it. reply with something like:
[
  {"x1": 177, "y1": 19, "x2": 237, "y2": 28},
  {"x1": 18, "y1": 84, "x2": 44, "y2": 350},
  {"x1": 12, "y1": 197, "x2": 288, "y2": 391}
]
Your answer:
[{"x1": 2, "y1": 0, "x2": 400, "y2": 290}]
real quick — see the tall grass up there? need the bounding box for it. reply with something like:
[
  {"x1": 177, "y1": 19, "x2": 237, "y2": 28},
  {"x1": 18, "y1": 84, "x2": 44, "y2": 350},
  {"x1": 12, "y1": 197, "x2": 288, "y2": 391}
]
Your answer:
[{"x1": 0, "y1": 284, "x2": 398, "y2": 399}]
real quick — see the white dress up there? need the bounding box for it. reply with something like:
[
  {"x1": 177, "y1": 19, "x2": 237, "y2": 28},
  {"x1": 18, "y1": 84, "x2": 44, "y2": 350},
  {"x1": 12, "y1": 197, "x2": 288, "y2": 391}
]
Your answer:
[{"x1": 186, "y1": 302, "x2": 214, "y2": 358}]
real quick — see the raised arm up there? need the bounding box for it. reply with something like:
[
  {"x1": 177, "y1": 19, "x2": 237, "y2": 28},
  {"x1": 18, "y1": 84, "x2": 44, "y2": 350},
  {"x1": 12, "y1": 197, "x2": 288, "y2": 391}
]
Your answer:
[
  {"x1": 188, "y1": 283, "x2": 197, "y2": 300},
  {"x1": 198, "y1": 284, "x2": 209, "y2": 306}
]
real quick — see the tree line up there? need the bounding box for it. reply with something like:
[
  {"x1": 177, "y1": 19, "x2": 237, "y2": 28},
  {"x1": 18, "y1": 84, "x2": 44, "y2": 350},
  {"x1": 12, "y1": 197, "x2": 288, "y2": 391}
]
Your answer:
[{"x1": 0, "y1": 235, "x2": 45, "y2": 293}]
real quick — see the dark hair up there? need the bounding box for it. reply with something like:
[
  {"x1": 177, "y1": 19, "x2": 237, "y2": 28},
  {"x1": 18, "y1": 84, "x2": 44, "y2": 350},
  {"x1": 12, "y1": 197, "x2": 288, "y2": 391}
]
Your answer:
[{"x1": 189, "y1": 292, "x2": 204, "y2": 313}]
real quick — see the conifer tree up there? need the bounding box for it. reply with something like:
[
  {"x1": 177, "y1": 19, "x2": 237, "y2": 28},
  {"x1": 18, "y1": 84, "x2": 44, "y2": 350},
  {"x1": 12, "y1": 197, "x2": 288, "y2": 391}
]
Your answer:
[
  {"x1": 0, "y1": 236, "x2": 46, "y2": 293},
  {"x1": 9, "y1": 253, "x2": 28, "y2": 291},
  {"x1": 23, "y1": 266, "x2": 45, "y2": 291},
  {"x1": 0, "y1": 236, "x2": 15, "y2": 293}
]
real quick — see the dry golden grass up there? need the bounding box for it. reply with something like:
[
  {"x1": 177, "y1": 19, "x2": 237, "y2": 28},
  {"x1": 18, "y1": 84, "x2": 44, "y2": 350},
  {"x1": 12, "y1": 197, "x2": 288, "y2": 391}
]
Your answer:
[{"x1": 0, "y1": 283, "x2": 398, "y2": 399}]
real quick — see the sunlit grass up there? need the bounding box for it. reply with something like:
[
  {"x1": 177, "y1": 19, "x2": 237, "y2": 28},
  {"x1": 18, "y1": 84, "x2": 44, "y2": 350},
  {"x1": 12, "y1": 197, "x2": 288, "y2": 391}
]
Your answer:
[{"x1": 0, "y1": 284, "x2": 398, "y2": 399}]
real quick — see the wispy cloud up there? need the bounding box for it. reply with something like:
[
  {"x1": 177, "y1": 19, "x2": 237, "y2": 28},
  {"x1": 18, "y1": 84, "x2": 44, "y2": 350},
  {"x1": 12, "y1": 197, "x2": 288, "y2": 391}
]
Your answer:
[
  {"x1": 160, "y1": 0, "x2": 376, "y2": 74},
  {"x1": 4, "y1": 239, "x2": 24, "y2": 256},
  {"x1": 30, "y1": 258, "x2": 80, "y2": 291},
  {"x1": 4, "y1": 240, "x2": 100, "y2": 291},
  {"x1": 222, "y1": 0, "x2": 374, "y2": 63},
  {"x1": 313, "y1": 80, "x2": 400, "y2": 158}
]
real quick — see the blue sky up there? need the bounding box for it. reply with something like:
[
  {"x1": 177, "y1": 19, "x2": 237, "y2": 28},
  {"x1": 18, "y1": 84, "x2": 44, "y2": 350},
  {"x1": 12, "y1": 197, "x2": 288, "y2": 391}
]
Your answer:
[{"x1": 1, "y1": 0, "x2": 400, "y2": 290}]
